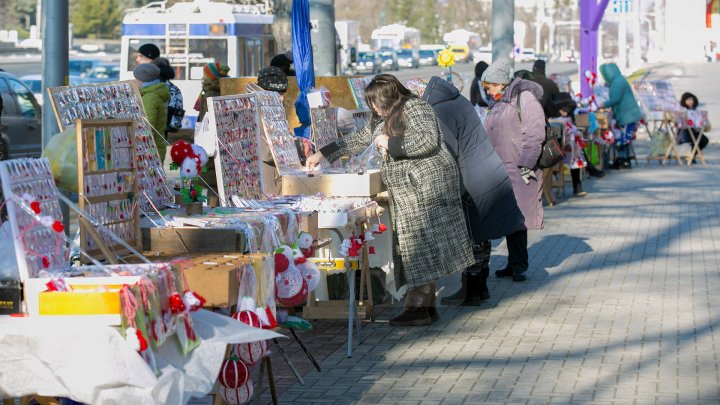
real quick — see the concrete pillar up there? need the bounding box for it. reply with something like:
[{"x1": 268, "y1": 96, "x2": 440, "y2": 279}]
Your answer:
[
  {"x1": 309, "y1": 0, "x2": 337, "y2": 76},
  {"x1": 492, "y1": 0, "x2": 515, "y2": 65}
]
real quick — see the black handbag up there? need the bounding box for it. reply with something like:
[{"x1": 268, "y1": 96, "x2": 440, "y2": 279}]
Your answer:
[{"x1": 515, "y1": 95, "x2": 564, "y2": 169}]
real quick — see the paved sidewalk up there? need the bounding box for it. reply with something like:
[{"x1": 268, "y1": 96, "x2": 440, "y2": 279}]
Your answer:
[{"x1": 270, "y1": 141, "x2": 720, "y2": 405}]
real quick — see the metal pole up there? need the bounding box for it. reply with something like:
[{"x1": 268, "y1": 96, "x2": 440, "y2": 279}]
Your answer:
[
  {"x1": 42, "y1": 0, "x2": 69, "y2": 234},
  {"x1": 41, "y1": 0, "x2": 68, "y2": 147},
  {"x1": 492, "y1": 0, "x2": 515, "y2": 65}
]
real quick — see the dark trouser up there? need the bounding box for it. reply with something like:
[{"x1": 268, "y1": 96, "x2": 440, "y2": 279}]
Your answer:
[
  {"x1": 571, "y1": 168, "x2": 581, "y2": 187},
  {"x1": 506, "y1": 229, "x2": 528, "y2": 274},
  {"x1": 472, "y1": 240, "x2": 492, "y2": 271}
]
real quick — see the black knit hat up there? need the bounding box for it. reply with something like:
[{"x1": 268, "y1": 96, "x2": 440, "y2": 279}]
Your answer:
[
  {"x1": 138, "y1": 43, "x2": 160, "y2": 60},
  {"x1": 532, "y1": 59, "x2": 546, "y2": 73},
  {"x1": 257, "y1": 66, "x2": 288, "y2": 93}
]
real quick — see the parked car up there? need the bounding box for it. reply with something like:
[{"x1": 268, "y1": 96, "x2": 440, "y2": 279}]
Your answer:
[
  {"x1": 0, "y1": 71, "x2": 42, "y2": 160},
  {"x1": 79, "y1": 64, "x2": 120, "y2": 84},
  {"x1": 354, "y1": 51, "x2": 382, "y2": 75},
  {"x1": 396, "y1": 49, "x2": 419, "y2": 69},
  {"x1": 418, "y1": 49, "x2": 438, "y2": 66},
  {"x1": 20, "y1": 74, "x2": 43, "y2": 105},
  {"x1": 69, "y1": 58, "x2": 104, "y2": 85},
  {"x1": 378, "y1": 49, "x2": 399, "y2": 71}
]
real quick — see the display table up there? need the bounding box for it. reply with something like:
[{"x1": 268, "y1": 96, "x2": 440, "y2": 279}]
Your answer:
[{"x1": 0, "y1": 310, "x2": 282, "y2": 405}]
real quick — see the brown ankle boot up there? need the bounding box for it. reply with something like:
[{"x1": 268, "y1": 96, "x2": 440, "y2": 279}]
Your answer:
[{"x1": 389, "y1": 307, "x2": 431, "y2": 326}]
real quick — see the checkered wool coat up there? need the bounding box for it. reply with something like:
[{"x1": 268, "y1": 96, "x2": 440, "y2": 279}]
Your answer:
[{"x1": 320, "y1": 98, "x2": 474, "y2": 289}]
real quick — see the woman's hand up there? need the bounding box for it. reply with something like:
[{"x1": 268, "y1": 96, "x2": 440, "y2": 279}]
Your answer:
[
  {"x1": 374, "y1": 135, "x2": 389, "y2": 151},
  {"x1": 306, "y1": 152, "x2": 324, "y2": 168}
]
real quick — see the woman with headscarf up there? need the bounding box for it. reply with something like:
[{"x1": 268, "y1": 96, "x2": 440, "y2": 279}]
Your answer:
[
  {"x1": 306, "y1": 74, "x2": 473, "y2": 326},
  {"x1": 194, "y1": 62, "x2": 230, "y2": 122},
  {"x1": 481, "y1": 61, "x2": 546, "y2": 282}
]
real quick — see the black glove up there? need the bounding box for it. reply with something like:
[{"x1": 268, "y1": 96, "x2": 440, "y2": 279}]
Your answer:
[{"x1": 519, "y1": 166, "x2": 536, "y2": 184}]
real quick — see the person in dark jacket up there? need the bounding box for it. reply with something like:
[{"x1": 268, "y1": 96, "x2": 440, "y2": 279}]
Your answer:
[
  {"x1": 270, "y1": 52, "x2": 296, "y2": 76},
  {"x1": 678, "y1": 92, "x2": 709, "y2": 151},
  {"x1": 417, "y1": 76, "x2": 525, "y2": 305},
  {"x1": 194, "y1": 62, "x2": 230, "y2": 122},
  {"x1": 531, "y1": 60, "x2": 560, "y2": 118},
  {"x1": 469, "y1": 61, "x2": 490, "y2": 108}
]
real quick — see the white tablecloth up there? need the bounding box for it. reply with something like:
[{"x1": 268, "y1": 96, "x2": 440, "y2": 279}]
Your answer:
[{"x1": 0, "y1": 310, "x2": 283, "y2": 404}]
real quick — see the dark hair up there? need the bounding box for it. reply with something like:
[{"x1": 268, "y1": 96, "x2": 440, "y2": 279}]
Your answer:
[
  {"x1": 680, "y1": 92, "x2": 699, "y2": 110},
  {"x1": 364, "y1": 74, "x2": 416, "y2": 137},
  {"x1": 514, "y1": 69, "x2": 534, "y2": 80}
]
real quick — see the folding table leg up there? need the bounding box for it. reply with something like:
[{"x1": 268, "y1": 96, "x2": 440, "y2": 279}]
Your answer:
[
  {"x1": 272, "y1": 338, "x2": 304, "y2": 385},
  {"x1": 255, "y1": 356, "x2": 278, "y2": 405},
  {"x1": 346, "y1": 265, "x2": 358, "y2": 358},
  {"x1": 289, "y1": 328, "x2": 321, "y2": 372}
]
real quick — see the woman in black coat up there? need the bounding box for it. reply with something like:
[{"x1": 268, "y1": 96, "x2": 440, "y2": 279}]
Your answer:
[
  {"x1": 419, "y1": 76, "x2": 525, "y2": 305},
  {"x1": 679, "y1": 92, "x2": 709, "y2": 151}
]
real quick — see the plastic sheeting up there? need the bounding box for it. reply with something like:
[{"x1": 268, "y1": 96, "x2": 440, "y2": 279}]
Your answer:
[{"x1": 0, "y1": 310, "x2": 283, "y2": 404}]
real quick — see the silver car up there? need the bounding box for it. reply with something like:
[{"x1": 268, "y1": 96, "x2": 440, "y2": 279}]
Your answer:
[{"x1": 0, "y1": 71, "x2": 42, "y2": 160}]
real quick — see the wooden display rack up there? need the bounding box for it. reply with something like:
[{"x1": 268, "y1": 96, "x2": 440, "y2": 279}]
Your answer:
[{"x1": 76, "y1": 119, "x2": 141, "y2": 262}]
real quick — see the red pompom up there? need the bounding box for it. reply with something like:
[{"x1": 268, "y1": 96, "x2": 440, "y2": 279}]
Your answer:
[
  {"x1": 41, "y1": 256, "x2": 50, "y2": 268},
  {"x1": 51, "y1": 221, "x2": 64, "y2": 233},
  {"x1": 190, "y1": 189, "x2": 197, "y2": 199},
  {"x1": 377, "y1": 223, "x2": 388, "y2": 233},
  {"x1": 218, "y1": 356, "x2": 249, "y2": 389},
  {"x1": 232, "y1": 310, "x2": 263, "y2": 328},
  {"x1": 687, "y1": 119, "x2": 694, "y2": 127},
  {"x1": 170, "y1": 140, "x2": 195, "y2": 165},
  {"x1": 30, "y1": 201, "x2": 41, "y2": 214},
  {"x1": 274, "y1": 253, "x2": 289, "y2": 273},
  {"x1": 169, "y1": 293, "x2": 186, "y2": 313}
]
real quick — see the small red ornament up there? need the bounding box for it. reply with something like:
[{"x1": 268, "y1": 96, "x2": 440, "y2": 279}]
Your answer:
[
  {"x1": 41, "y1": 256, "x2": 50, "y2": 268},
  {"x1": 30, "y1": 201, "x2": 41, "y2": 214},
  {"x1": 170, "y1": 140, "x2": 194, "y2": 165},
  {"x1": 190, "y1": 189, "x2": 197, "y2": 199},
  {"x1": 687, "y1": 119, "x2": 694, "y2": 127},
  {"x1": 51, "y1": 221, "x2": 64, "y2": 233},
  {"x1": 232, "y1": 310, "x2": 262, "y2": 328},
  {"x1": 377, "y1": 223, "x2": 388, "y2": 233},
  {"x1": 218, "y1": 356, "x2": 249, "y2": 389},
  {"x1": 369, "y1": 246, "x2": 376, "y2": 254}
]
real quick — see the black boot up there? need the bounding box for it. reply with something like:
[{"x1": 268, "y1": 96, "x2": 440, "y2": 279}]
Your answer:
[
  {"x1": 389, "y1": 307, "x2": 431, "y2": 326},
  {"x1": 440, "y1": 271, "x2": 468, "y2": 306},
  {"x1": 461, "y1": 269, "x2": 490, "y2": 306}
]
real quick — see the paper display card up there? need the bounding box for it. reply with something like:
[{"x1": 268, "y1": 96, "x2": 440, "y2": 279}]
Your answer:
[
  {"x1": 677, "y1": 110, "x2": 709, "y2": 129},
  {"x1": 348, "y1": 77, "x2": 373, "y2": 110},
  {"x1": 0, "y1": 158, "x2": 69, "y2": 279},
  {"x1": 76, "y1": 119, "x2": 142, "y2": 259},
  {"x1": 47, "y1": 81, "x2": 173, "y2": 209},
  {"x1": 208, "y1": 94, "x2": 266, "y2": 204},
  {"x1": 632, "y1": 80, "x2": 680, "y2": 113},
  {"x1": 255, "y1": 91, "x2": 303, "y2": 176}
]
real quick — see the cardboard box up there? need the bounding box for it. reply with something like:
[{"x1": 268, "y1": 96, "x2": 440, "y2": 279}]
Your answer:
[
  {"x1": 282, "y1": 170, "x2": 385, "y2": 197},
  {"x1": 181, "y1": 253, "x2": 271, "y2": 308},
  {"x1": 142, "y1": 227, "x2": 247, "y2": 254},
  {"x1": 300, "y1": 211, "x2": 319, "y2": 240}
]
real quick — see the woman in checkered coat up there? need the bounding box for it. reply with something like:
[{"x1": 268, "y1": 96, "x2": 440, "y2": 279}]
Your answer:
[{"x1": 307, "y1": 74, "x2": 474, "y2": 326}]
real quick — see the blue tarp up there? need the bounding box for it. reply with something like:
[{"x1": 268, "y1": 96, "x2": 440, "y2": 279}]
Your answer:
[{"x1": 291, "y1": 0, "x2": 314, "y2": 140}]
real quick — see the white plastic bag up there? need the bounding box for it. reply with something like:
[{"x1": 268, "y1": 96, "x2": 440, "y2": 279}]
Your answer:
[
  {"x1": 348, "y1": 142, "x2": 382, "y2": 173},
  {"x1": 193, "y1": 115, "x2": 217, "y2": 157}
]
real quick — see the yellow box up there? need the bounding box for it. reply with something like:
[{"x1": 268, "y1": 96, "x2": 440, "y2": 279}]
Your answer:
[{"x1": 38, "y1": 290, "x2": 121, "y2": 315}]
